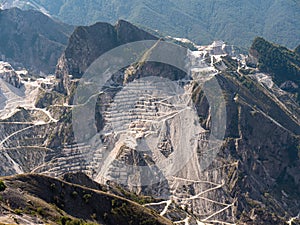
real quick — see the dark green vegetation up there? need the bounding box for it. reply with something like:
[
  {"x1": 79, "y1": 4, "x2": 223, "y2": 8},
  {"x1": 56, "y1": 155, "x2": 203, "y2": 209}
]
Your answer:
[
  {"x1": 0, "y1": 9, "x2": 299, "y2": 223},
  {"x1": 4, "y1": 0, "x2": 300, "y2": 48},
  {"x1": 250, "y1": 37, "x2": 300, "y2": 102},
  {"x1": 0, "y1": 179, "x2": 6, "y2": 191},
  {"x1": 62, "y1": 173, "x2": 158, "y2": 206},
  {"x1": 0, "y1": 173, "x2": 172, "y2": 225},
  {"x1": 58, "y1": 216, "x2": 98, "y2": 225}
]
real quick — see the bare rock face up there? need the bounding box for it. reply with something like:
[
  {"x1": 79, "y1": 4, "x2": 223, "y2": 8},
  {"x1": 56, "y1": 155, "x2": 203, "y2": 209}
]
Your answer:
[
  {"x1": 0, "y1": 62, "x2": 22, "y2": 88},
  {"x1": 55, "y1": 20, "x2": 158, "y2": 94},
  {"x1": 0, "y1": 13, "x2": 299, "y2": 224},
  {"x1": 0, "y1": 8, "x2": 74, "y2": 74}
]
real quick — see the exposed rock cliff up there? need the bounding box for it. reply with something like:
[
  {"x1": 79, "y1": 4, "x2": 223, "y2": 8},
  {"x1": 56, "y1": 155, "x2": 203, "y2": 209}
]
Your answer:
[
  {"x1": 0, "y1": 19, "x2": 299, "y2": 224},
  {"x1": 55, "y1": 20, "x2": 157, "y2": 94},
  {"x1": 0, "y1": 62, "x2": 22, "y2": 88}
]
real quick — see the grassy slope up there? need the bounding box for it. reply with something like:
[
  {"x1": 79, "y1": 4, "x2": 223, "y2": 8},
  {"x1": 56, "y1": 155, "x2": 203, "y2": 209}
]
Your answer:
[{"x1": 0, "y1": 174, "x2": 172, "y2": 225}]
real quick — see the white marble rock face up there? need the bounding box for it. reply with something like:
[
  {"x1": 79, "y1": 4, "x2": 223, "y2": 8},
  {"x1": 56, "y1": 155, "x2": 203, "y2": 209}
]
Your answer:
[
  {"x1": 0, "y1": 62, "x2": 22, "y2": 88},
  {"x1": 0, "y1": 40, "x2": 299, "y2": 224}
]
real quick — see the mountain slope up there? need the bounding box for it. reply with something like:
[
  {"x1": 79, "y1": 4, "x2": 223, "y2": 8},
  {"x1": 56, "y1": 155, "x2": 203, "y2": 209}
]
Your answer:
[
  {"x1": 55, "y1": 19, "x2": 157, "y2": 93},
  {"x1": 0, "y1": 173, "x2": 172, "y2": 225},
  {"x1": 0, "y1": 19, "x2": 299, "y2": 224},
  {"x1": 0, "y1": 7, "x2": 74, "y2": 74},
  {"x1": 55, "y1": 34, "x2": 299, "y2": 224},
  {"x1": 59, "y1": 19, "x2": 157, "y2": 79},
  {"x1": 2, "y1": 0, "x2": 300, "y2": 48},
  {"x1": 250, "y1": 37, "x2": 300, "y2": 102}
]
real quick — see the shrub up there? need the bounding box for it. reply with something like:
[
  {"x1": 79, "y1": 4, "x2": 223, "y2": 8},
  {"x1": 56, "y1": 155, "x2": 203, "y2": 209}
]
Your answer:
[
  {"x1": 103, "y1": 212, "x2": 108, "y2": 221},
  {"x1": 37, "y1": 207, "x2": 44, "y2": 215},
  {"x1": 83, "y1": 194, "x2": 92, "y2": 203},
  {"x1": 59, "y1": 216, "x2": 98, "y2": 225},
  {"x1": 50, "y1": 183, "x2": 56, "y2": 191},
  {"x1": 141, "y1": 219, "x2": 157, "y2": 225},
  {"x1": 0, "y1": 180, "x2": 6, "y2": 192},
  {"x1": 91, "y1": 213, "x2": 97, "y2": 220},
  {"x1": 71, "y1": 191, "x2": 78, "y2": 198},
  {"x1": 59, "y1": 216, "x2": 71, "y2": 225},
  {"x1": 14, "y1": 209, "x2": 23, "y2": 215}
]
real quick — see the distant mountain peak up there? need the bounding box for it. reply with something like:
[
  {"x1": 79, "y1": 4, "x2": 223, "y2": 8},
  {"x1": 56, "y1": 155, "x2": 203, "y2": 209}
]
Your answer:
[
  {"x1": 0, "y1": 7, "x2": 74, "y2": 74},
  {"x1": 2, "y1": 0, "x2": 300, "y2": 48}
]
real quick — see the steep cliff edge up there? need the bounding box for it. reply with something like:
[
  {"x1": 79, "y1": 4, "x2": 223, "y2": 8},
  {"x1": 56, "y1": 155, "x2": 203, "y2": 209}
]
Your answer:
[
  {"x1": 0, "y1": 18, "x2": 299, "y2": 224},
  {"x1": 55, "y1": 20, "x2": 157, "y2": 94},
  {"x1": 0, "y1": 62, "x2": 22, "y2": 88}
]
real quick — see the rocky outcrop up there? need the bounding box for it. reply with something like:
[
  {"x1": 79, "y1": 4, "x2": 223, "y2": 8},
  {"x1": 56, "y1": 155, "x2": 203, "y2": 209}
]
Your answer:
[
  {"x1": 0, "y1": 61, "x2": 22, "y2": 88},
  {"x1": 0, "y1": 8, "x2": 74, "y2": 74},
  {"x1": 55, "y1": 20, "x2": 157, "y2": 93},
  {"x1": 250, "y1": 37, "x2": 300, "y2": 103},
  {"x1": 216, "y1": 72, "x2": 300, "y2": 223},
  {"x1": 0, "y1": 19, "x2": 299, "y2": 224}
]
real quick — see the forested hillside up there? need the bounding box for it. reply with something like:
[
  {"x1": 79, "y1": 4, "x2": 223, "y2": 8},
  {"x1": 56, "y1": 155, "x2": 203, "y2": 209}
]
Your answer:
[
  {"x1": 1, "y1": 0, "x2": 300, "y2": 48},
  {"x1": 251, "y1": 37, "x2": 300, "y2": 102}
]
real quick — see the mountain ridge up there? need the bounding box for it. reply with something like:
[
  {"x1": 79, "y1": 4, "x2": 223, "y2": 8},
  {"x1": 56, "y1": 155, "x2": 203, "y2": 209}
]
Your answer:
[
  {"x1": 55, "y1": 19, "x2": 158, "y2": 94},
  {"x1": 0, "y1": 11, "x2": 299, "y2": 224},
  {"x1": 2, "y1": 0, "x2": 300, "y2": 48},
  {"x1": 0, "y1": 7, "x2": 74, "y2": 74},
  {"x1": 250, "y1": 37, "x2": 300, "y2": 103},
  {"x1": 0, "y1": 173, "x2": 172, "y2": 225}
]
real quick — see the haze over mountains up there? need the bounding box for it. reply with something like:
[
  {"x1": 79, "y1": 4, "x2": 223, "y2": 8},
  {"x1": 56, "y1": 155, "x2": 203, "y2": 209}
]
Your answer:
[
  {"x1": 0, "y1": 2, "x2": 299, "y2": 225},
  {"x1": 0, "y1": 7, "x2": 73, "y2": 74},
  {"x1": 1, "y1": 0, "x2": 300, "y2": 48}
]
